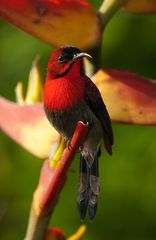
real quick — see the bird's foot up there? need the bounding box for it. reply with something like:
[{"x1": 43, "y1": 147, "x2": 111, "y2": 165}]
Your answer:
[
  {"x1": 77, "y1": 144, "x2": 84, "y2": 153},
  {"x1": 67, "y1": 139, "x2": 72, "y2": 151}
]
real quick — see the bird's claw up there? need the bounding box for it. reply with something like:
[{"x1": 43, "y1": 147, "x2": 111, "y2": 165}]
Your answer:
[
  {"x1": 77, "y1": 144, "x2": 84, "y2": 153},
  {"x1": 67, "y1": 140, "x2": 72, "y2": 151}
]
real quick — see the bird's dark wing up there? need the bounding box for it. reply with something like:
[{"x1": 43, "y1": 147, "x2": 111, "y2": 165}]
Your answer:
[{"x1": 84, "y1": 77, "x2": 114, "y2": 155}]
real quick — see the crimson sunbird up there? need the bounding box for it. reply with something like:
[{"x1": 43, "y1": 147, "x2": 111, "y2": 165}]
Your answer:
[{"x1": 44, "y1": 46, "x2": 113, "y2": 220}]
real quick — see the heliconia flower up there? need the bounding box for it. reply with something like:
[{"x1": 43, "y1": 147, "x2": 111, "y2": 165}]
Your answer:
[
  {"x1": 0, "y1": 58, "x2": 61, "y2": 159},
  {"x1": 124, "y1": 0, "x2": 156, "y2": 14},
  {"x1": 92, "y1": 69, "x2": 156, "y2": 125},
  {"x1": 15, "y1": 56, "x2": 43, "y2": 105},
  {"x1": 0, "y1": 97, "x2": 61, "y2": 158},
  {"x1": 0, "y1": 0, "x2": 101, "y2": 49}
]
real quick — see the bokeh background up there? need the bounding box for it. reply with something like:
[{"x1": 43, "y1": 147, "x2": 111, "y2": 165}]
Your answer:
[{"x1": 0, "y1": 1, "x2": 156, "y2": 239}]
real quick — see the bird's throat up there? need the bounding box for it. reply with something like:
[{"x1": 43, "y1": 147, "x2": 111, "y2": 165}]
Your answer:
[{"x1": 44, "y1": 70, "x2": 85, "y2": 111}]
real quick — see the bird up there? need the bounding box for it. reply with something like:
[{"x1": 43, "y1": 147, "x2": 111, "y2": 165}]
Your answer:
[{"x1": 43, "y1": 46, "x2": 113, "y2": 220}]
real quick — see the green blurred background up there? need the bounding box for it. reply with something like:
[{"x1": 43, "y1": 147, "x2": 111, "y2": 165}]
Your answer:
[{"x1": 0, "y1": 1, "x2": 156, "y2": 239}]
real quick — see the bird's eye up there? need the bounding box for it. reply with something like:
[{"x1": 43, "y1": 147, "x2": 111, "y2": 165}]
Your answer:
[{"x1": 58, "y1": 55, "x2": 65, "y2": 63}]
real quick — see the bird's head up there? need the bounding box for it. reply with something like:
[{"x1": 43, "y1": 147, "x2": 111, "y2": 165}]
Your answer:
[{"x1": 47, "y1": 46, "x2": 92, "y2": 79}]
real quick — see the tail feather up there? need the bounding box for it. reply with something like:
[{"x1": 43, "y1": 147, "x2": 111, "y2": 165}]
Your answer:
[
  {"x1": 77, "y1": 149, "x2": 100, "y2": 220},
  {"x1": 88, "y1": 153, "x2": 100, "y2": 220},
  {"x1": 77, "y1": 155, "x2": 89, "y2": 220}
]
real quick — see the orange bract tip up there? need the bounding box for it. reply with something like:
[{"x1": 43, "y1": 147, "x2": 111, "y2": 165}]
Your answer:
[{"x1": 124, "y1": 0, "x2": 156, "y2": 14}]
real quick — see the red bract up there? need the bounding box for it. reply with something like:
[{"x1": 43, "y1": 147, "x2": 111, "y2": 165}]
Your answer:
[
  {"x1": 0, "y1": 0, "x2": 90, "y2": 9},
  {"x1": 92, "y1": 69, "x2": 156, "y2": 125},
  {"x1": 0, "y1": 97, "x2": 60, "y2": 158},
  {"x1": 0, "y1": 0, "x2": 101, "y2": 49},
  {"x1": 46, "y1": 227, "x2": 66, "y2": 240}
]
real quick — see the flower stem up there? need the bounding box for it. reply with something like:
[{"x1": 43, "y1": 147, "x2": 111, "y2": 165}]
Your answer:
[
  {"x1": 99, "y1": 0, "x2": 126, "y2": 29},
  {"x1": 24, "y1": 122, "x2": 89, "y2": 240},
  {"x1": 24, "y1": 206, "x2": 50, "y2": 240}
]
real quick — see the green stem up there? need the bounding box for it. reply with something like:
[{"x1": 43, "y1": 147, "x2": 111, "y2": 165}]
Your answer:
[
  {"x1": 99, "y1": 0, "x2": 126, "y2": 29},
  {"x1": 84, "y1": 42, "x2": 102, "y2": 77},
  {"x1": 24, "y1": 206, "x2": 51, "y2": 240},
  {"x1": 85, "y1": 0, "x2": 126, "y2": 76}
]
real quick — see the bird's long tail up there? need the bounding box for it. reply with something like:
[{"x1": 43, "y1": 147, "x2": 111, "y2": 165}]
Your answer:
[{"x1": 77, "y1": 149, "x2": 100, "y2": 220}]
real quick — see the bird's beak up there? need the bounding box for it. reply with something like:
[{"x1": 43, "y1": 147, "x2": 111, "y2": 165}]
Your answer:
[{"x1": 73, "y1": 52, "x2": 93, "y2": 61}]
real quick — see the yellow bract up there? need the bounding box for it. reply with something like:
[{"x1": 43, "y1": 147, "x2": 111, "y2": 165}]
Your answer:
[
  {"x1": 0, "y1": 56, "x2": 61, "y2": 159},
  {"x1": 50, "y1": 138, "x2": 66, "y2": 169},
  {"x1": 68, "y1": 225, "x2": 86, "y2": 240},
  {"x1": 15, "y1": 56, "x2": 43, "y2": 105},
  {"x1": 15, "y1": 81, "x2": 25, "y2": 104}
]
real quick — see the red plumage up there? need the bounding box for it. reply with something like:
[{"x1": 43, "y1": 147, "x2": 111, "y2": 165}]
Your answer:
[{"x1": 44, "y1": 59, "x2": 85, "y2": 111}]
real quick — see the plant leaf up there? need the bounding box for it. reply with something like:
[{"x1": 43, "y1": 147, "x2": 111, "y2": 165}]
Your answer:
[
  {"x1": 0, "y1": 0, "x2": 101, "y2": 49},
  {"x1": 92, "y1": 69, "x2": 156, "y2": 125},
  {"x1": 0, "y1": 97, "x2": 60, "y2": 158},
  {"x1": 124, "y1": 0, "x2": 156, "y2": 14}
]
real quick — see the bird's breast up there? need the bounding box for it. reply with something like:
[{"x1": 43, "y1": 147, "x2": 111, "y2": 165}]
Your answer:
[
  {"x1": 44, "y1": 76, "x2": 85, "y2": 111},
  {"x1": 44, "y1": 100, "x2": 94, "y2": 140}
]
